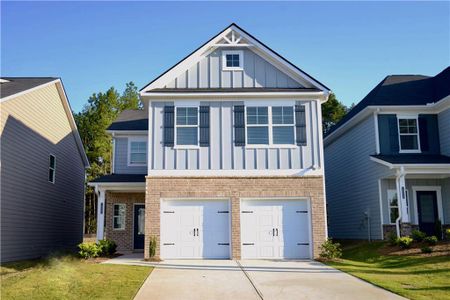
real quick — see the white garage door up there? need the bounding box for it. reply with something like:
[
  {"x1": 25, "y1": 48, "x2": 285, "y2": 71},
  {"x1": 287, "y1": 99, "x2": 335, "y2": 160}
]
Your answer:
[
  {"x1": 241, "y1": 199, "x2": 311, "y2": 259},
  {"x1": 161, "y1": 199, "x2": 230, "y2": 259}
]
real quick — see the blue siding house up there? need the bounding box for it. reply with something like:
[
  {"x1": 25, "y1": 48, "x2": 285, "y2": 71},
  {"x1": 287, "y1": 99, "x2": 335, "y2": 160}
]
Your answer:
[{"x1": 324, "y1": 67, "x2": 450, "y2": 240}]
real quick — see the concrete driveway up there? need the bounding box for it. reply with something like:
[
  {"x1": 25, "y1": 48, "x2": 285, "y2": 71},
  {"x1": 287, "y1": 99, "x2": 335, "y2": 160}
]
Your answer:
[{"x1": 128, "y1": 259, "x2": 405, "y2": 300}]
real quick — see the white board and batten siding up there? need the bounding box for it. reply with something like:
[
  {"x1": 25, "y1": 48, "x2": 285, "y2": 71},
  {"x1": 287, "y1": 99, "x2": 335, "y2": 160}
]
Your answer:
[{"x1": 148, "y1": 99, "x2": 322, "y2": 173}]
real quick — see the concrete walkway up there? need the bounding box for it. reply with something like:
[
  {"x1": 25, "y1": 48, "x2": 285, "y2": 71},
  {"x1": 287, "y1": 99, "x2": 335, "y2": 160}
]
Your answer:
[{"x1": 103, "y1": 255, "x2": 405, "y2": 300}]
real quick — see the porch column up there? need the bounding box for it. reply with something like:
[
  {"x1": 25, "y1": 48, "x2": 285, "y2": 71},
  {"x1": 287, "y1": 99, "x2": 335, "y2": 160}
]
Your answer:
[
  {"x1": 96, "y1": 188, "x2": 106, "y2": 241},
  {"x1": 398, "y1": 174, "x2": 410, "y2": 223}
]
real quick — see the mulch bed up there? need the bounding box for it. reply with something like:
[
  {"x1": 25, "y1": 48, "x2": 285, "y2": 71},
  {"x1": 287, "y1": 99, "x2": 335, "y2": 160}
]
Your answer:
[
  {"x1": 87, "y1": 253, "x2": 123, "y2": 263},
  {"x1": 379, "y1": 241, "x2": 450, "y2": 257}
]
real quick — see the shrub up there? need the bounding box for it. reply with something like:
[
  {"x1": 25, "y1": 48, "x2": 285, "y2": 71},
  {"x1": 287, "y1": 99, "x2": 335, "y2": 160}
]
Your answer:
[
  {"x1": 78, "y1": 242, "x2": 101, "y2": 259},
  {"x1": 97, "y1": 239, "x2": 117, "y2": 256},
  {"x1": 397, "y1": 237, "x2": 413, "y2": 249},
  {"x1": 149, "y1": 236, "x2": 157, "y2": 258},
  {"x1": 446, "y1": 228, "x2": 450, "y2": 240},
  {"x1": 411, "y1": 230, "x2": 426, "y2": 242},
  {"x1": 387, "y1": 231, "x2": 398, "y2": 246},
  {"x1": 421, "y1": 246, "x2": 432, "y2": 254},
  {"x1": 319, "y1": 239, "x2": 342, "y2": 260},
  {"x1": 424, "y1": 236, "x2": 438, "y2": 246}
]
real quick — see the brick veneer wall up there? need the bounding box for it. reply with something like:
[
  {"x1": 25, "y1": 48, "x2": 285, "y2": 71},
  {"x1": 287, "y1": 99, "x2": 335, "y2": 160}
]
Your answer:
[
  {"x1": 105, "y1": 192, "x2": 145, "y2": 252},
  {"x1": 145, "y1": 176, "x2": 326, "y2": 260}
]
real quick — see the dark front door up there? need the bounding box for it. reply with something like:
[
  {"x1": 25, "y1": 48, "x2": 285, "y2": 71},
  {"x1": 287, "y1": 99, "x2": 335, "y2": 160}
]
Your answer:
[
  {"x1": 134, "y1": 205, "x2": 145, "y2": 250},
  {"x1": 417, "y1": 191, "x2": 438, "y2": 236}
]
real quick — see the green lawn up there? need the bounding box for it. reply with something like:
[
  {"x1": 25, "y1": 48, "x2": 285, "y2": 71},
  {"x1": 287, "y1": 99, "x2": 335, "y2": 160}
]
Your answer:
[
  {"x1": 1, "y1": 255, "x2": 152, "y2": 300},
  {"x1": 325, "y1": 241, "x2": 450, "y2": 300}
]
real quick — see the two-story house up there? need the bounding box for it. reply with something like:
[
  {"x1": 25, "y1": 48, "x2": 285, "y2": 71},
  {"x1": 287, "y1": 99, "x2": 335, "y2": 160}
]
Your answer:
[
  {"x1": 324, "y1": 67, "x2": 450, "y2": 240},
  {"x1": 89, "y1": 24, "x2": 330, "y2": 260}
]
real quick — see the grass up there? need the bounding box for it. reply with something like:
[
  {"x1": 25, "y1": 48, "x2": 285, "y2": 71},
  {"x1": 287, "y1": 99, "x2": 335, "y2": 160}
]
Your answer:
[
  {"x1": 325, "y1": 240, "x2": 450, "y2": 300},
  {"x1": 1, "y1": 254, "x2": 152, "y2": 300}
]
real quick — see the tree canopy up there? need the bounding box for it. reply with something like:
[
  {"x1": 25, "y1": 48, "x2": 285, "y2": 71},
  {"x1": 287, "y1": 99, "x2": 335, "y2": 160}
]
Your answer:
[{"x1": 321, "y1": 93, "x2": 349, "y2": 135}]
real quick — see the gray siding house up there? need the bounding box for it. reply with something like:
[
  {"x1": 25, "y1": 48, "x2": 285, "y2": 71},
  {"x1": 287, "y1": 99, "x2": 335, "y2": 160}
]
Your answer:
[
  {"x1": 89, "y1": 24, "x2": 330, "y2": 260},
  {"x1": 0, "y1": 78, "x2": 89, "y2": 262},
  {"x1": 324, "y1": 67, "x2": 450, "y2": 240}
]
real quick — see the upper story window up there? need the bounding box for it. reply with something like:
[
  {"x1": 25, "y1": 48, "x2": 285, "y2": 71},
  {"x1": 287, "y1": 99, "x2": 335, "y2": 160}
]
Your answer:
[
  {"x1": 398, "y1": 117, "x2": 420, "y2": 152},
  {"x1": 246, "y1": 106, "x2": 295, "y2": 146},
  {"x1": 48, "y1": 154, "x2": 56, "y2": 183},
  {"x1": 128, "y1": 139, "x2": 147, "y2": 166},
  {"x1": 176, "y1": 107, "x2": 198, "y2": 145},
  {"x1": 222, "y1": 50, "x2": 243, "y2": 70}
]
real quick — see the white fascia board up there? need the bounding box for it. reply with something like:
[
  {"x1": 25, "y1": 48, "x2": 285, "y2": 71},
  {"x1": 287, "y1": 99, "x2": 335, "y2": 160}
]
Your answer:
[
  {"x1": 370, "y1": 156, "x2": 450, "y2": 173},
  {"x1": 141, "y1": 91, "x2": 327, "y2": 100},
  {"x1": 106, "y1": 130, "x2": 148, "y2": 136},
  {"x1": 0, "y1": 79, "x2": 60, "y2": 102},
  {"x1": 147, "y1": 168, "x2": 324, "y2": 177}
]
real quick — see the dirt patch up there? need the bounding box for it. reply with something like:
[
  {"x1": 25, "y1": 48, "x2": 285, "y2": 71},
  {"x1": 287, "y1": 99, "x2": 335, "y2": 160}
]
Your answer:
[{"x1": 379, "y1": 241, "x2": 450, "y2": 257}]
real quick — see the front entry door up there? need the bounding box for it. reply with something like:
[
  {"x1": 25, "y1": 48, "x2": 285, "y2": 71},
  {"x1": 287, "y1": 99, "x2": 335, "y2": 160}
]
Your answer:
[
  {"x1": 134, "y1": 205, "x2": 145, "y2": 250},
  {"x1": 417, "y1": 191, "x2": 438, "y2": 236}
]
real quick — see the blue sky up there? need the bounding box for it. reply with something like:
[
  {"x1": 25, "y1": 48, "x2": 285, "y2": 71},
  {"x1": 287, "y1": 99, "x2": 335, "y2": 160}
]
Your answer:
[{"x1": 2, "y1": 1, "x2": 449, "y2": 112}]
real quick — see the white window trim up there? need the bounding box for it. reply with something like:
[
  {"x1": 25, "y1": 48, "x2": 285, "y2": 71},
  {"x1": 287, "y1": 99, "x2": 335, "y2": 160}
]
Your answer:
[
  {"x1": 412, "y1": 186, "x2": 444, "y2": 225},
  {"x1": 387, "y1": 189, "x2": 398, "y2": 225},
  {"x1": 397, "y1": 115, "x2": 421, "y2": 153},
  {"x1": 222, "y1": 50, "x2": 244, "y2": 71},
  {"x1": 48, "y1": 154, "x2": 56, "y2": 184},
  {"x1": 113, "y1": 203, "x2": 126, "y2": 230},
  {"x1": 245, "y1": 105, "x2": 297, "y2": 148},
  {"x1": 127, "y1": 137, "x2": 147, "y2": 167},
  {"x1": 175, "y1": 106, "x2": 200, "y2": 148}
]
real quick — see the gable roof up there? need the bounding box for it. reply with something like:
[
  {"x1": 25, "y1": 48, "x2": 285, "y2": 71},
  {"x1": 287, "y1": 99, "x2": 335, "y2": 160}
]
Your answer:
[
  {"x1": 140, "y1": 23, "x2": 330, "y2": 93},
  {"x1": 1, "y1": 77, "x2": 90, "y2": 168},
  {"x1": 0, "y1": 77, "x2": 58, "y2": 99},
  {"x1": 325, "y1": 66, "x2": 450, "y2": 138}
]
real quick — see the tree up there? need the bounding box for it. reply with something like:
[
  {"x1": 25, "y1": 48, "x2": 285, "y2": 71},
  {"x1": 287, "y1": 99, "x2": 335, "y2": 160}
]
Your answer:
[
  {"x1": 74, "y1": 82, "x2": 141, "y2": 233},
  {"x1": 322, "y1": 93, "x2": 348, "y2": 135}
]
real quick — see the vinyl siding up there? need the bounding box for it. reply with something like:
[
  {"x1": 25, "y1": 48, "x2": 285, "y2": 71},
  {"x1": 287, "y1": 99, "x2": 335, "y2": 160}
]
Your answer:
[
  {"x1": 438, "y1": 107, "x2": 450, "y2": 156},
  {"x1": 325, "y1": 115, "x2": 389, "y2": 240},
  {"x1": 165, "y1": 48, "x2": 308, "y2": 89},
  {"x1": 0, "y1": 84, "x2": 85, "y2": 262},
  {"x1": 149, "y1": 100, "x2": 322, "y2": 171},
  {"x1": 113, "y1": 137, "x2": 147, "y2": 174}
]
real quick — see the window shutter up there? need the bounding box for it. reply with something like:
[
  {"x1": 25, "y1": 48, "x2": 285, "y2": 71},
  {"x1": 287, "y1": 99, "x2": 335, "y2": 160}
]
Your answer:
[
  {"x1": 388, "y1": 116, "x2": 399, "y2": 153},
  {"x1": 234, "y1": 105, "x2": 245, "y2": 146},
  {"x1": 199, "y1": 106, "x2": 210, "y2": 147},
  {"x1": 418, "y1": 115, "x2": 429, "y2": 152},
  {"x1": 163, "y1": 106, "x2": 174, "y2": 147},
  {"x1": 295, "y1": 105, "x2": 307, "y2": 146}
]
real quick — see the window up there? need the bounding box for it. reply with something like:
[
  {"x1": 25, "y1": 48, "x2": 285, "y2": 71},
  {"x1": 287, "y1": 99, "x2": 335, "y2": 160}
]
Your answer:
[
  {"x1": 246, "y1": 106, "x2": 296, "y2": 146},
  {"x1": 272, "y1": 106, "x2": 295, "y2": 144},
  {"x1": 398, "y1": 117, "x2": 420, "y2": 152},
  {"x1": 113, "y1": 204, "x2": 126, "y2": 230},
  {"x1": 247, "y1": 107, "x2": 269, "y2": 144},
  {"x1": 222, "y1": 50, "x2": 243, "y2": 70},
  {"x1": 48, "y1": 154, "x2": 56, "y2": 183},
  {"x1": 176, "y1": 107, "x2": 198, "y2": 145},
  {"x1": 387, "y1": 190, "x2": 399, "y2": 224},
  {"x1": 129, "y1": 140, "x2": 147, "y2": 165}
]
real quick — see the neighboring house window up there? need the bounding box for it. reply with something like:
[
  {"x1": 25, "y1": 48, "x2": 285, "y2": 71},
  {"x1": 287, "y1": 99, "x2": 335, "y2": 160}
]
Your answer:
[
  {"x1": 398, "y1": 117, "x2": 420, "y2": 152},
  {"x1": 176, "y1": 107, "x2": 198, "y2": 145},
  {"x1": 113, "y1": 204, "x2": 126, "y2": 230},
  {"x1": 129, "y1": 140, "x2": 147, "y2": 165},
  {"x1": 247, "y1": 107, "x2": 269, "y2": 144},
  {"x1": 246, "y1": 106, "x2": 296, "y2": 145},
  {"x1": 387, "y1": 190, "x2": 398, "y2": 224},
  {"x1": 48, "y1": 154, "x2": 56, "y2": 183},
  {"x1": 272, "y1": 106, "x2": 295, "y2": 144},
  {"x1": 222, "y1": 50, "x2": 243, "y2": 70}
]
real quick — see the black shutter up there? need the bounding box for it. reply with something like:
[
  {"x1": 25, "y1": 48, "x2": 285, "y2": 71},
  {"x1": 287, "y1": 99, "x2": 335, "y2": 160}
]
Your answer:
[
  {"x1": 388, "y1": 116, "x2": 399, "y2": 153},
  {"x1": 295, "y1": 105, "x2": 307, "y2": 146},
  {"x1": 163, "y1": 106, "x2": 174, "y2": 147},
  {"x1": 418, "y1": 115, "x2": 429, "y2": 152},
  {"x1": 234, "y1": 105, "x2": 245, "y2": 146},
  {"x1": 199, "y1": 106, "x2": 210, "y2": 147}
]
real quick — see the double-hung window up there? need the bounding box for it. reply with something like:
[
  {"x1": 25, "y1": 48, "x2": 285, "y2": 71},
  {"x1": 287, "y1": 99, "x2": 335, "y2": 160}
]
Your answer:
[
  {"x1": 272, "y1": 106, "x2": 295, "y2": 144},
  {"x1": 129, "y1": 140, "x2": 147, "y2": 165},
  {"x1": 246, "y1": 106, "x2": 295, "y2": 145},
  {"x1": 387, "y1": 190, "x2": 399, "y2": 224},
  {"x1": 48, "y1": 154, "x2": 56, "y2": 183},
  {"x1": 176, "y1": 107, "x2": 198, "y2": 145},
  {"x1": 113, "y1": 204, "x2": 126, "y2": 230},
  {"x1": 398, "y1": 117, "x2": 420, "y2": 152},
  {"x1": 246, "y1": 107, "x2": 269, "y2": 144}
]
